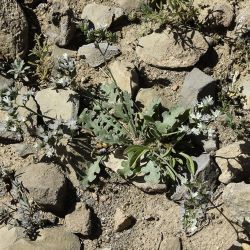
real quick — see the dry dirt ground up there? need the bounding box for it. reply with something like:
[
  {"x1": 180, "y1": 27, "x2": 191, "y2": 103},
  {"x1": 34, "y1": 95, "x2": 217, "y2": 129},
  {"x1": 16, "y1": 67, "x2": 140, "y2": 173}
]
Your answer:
[{"x1": 0, "y1": 0, "x2": 249, "y2": 249}]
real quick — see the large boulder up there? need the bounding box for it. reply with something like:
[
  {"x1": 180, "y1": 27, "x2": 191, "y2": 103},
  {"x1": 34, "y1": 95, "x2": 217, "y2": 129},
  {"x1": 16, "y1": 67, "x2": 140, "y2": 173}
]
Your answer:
[
  {"x1": 35, "y1": 87, "x2": 79, "y2": 123},
  {"x1": 81, "y1": 3, "x2": 124, "y2": 29},
  {"x1": 8, "y1": 227, "x2": 81, "y2": 250},
  {"x1": 0, "y1": 0, "x2": 28, "y2": 60},
  {"x1": 17, "y1": 162, "x2": 68, "y2": 214},
  {"x1": 136, "y1": 29, "x2": 208, "y2": 69}
]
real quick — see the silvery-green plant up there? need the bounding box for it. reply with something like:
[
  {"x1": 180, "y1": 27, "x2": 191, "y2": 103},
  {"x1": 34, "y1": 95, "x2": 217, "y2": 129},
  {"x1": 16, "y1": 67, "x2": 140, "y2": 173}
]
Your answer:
[
  {"x1": 35, "y1": 117, "x2": 79, "y2": 159},
  {"x1": 79, "y1": 20, "x2": 117, "y2": 44},
  {"x1": 180, "y1": 178, "x2": 211, "y2": 236},
  {"x1": 51, "y1": 54, "x2": 76, "y2": 89},
  {"x1": 7, "y1": 58, "x2": 30, "y2": 82},
  {"x1": 0, "y1": 166, "x2": 46, "y2": 239},
  {"x1": 79, "y1": 82, "x2": 196, "y2": 186}
]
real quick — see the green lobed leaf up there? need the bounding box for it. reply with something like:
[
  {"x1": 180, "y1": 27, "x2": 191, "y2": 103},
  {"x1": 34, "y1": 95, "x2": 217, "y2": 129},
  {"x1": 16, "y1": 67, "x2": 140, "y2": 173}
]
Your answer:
[{"x1": 141, "y1": 160, "x2": 161, "y2": 184}]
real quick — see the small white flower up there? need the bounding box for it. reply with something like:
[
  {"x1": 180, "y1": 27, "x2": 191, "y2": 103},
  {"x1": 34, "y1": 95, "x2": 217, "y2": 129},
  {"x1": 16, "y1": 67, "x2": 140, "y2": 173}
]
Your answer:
[
  {"x1": 190, "y1": 112, "x2": 202, "y2": 120},
  {"x1": 191, "y1": 127, "x2": 200, "y2": 135},
  {"x1": 178, "y1": 125, "x2": 190, "y2": 133},
  {"x1": 17, "y1": 115, "x2": 26, "y2": 122},
  {"x1": 9, "y1": 126, "x2": 17, "y2": 132},
  {"x1": 197, "y1": 123, "x2": 206, "y2": 131},
  {"x1": 21, "y1": 95, "x2": 28, "y2": 104},
  {"x1": 45, "y1": 145, "x2": 55, "y2": 158},
  {"x1": 66, "y1": 119, "x2": 78, "y2": 130},
  {"x1": 201, "y1": 114, "x2": 212, "y2": 123},
  {"x1": 202, "y1": 95, "x2": 214, "y2": 107},
  {"x1": 62, "y1": 53, "x2": 69, "y2": 60},
  {"x1": 207, "y1": 128, "x2": 215, "y2": 138},
  {"x1": 211, "y1": 110, "x2": 220, "y2": 119},
  {"x1": 2, "y1": 96, "x2": 11, "y2": 105},
  {"x1": 27, "y1": 89, "x2": 35, "y2": 96}
]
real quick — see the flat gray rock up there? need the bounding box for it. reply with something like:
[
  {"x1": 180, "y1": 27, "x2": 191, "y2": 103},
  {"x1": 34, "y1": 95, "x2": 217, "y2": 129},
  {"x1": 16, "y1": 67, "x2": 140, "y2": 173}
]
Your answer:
[
  {"x1": 78, "y1": 43, "x2": 120, "y2": 68},
  {"x1": 9, "y1": 227, "x2": 81, "y2": 250},
  {"x1": 81, "y1": 3, "x2": 124, "y2": 29}
]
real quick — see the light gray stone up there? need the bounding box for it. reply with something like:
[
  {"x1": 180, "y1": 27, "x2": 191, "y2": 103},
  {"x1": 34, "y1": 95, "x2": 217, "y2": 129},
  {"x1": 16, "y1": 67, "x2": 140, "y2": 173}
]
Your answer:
[
  {"x1": 78, "y1": 43, "x2": 120, "y2": 68},
  {"x1": 18, "y1": 163, "x2": 68, "y2": 213},
  {"x1": 109, "y1": 60, "x2": 139, "y2": 96},
  {"x1": 239, "y1": 74, "x2": 250, "y2": 110},
  {"x1": 136, "y1": 87, "x2": 170, "y2": 110},
  {"x1": 65, "y1": 202, "x2": 92, "y2": 236},
  {"x1": 193, "y1": 0, "x2": 234, "y2": 28},
  {"x1": 9, "y1": 227, "x2": 81, "y2": 250},
  {"x1": 236, "y1": 5, "x2": 250, "y2": 35},
  {"x1": 136, "y1": 29, "x2": 208, "y2": 69},
  {"x1": 52, "y1": 45, "x2": 77, "y2": 61},
  {"x1": 0, "y1": 0, "x2": 28, "y2": 60},
  {"x1": 179, "y1": 68, "x2": 216, "y2": 109},
  {"x1": 0, "y1": 75, "x2": 13, "y2": 91},
  {"x1": 114, "y1": 208, "x2": 134, "y2": 232},
  {"x1": 0, "y1": 227, "x2": 25, "y2": 250},
  {"x1": 35, "y1": 87, "x2": 79, "y2": 123},
  {"x1": 159, "y1": 236, "x2": 181, "y2": 250},
  {"x1": 202, "y1": 138, "x2": 217, "y2": 153},
  {"x1": 215, "y1": 141, "x2": 250, "y2": 184},
  {"x1": 116, "y1": 0, "x2": 147, "y2": 12},
  {"x1": 81, "y1": 3, "x2": 124, "y2": 29},
  {"x1": 223, "y1": 182, "x2": 250, "y2": 224}
]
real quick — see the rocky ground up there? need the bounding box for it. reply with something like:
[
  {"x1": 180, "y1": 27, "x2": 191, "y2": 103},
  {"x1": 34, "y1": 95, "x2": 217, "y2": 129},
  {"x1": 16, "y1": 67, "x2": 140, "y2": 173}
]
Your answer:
[{"x1": 0, "y1": 0, "x2": 250, "y2": 249}]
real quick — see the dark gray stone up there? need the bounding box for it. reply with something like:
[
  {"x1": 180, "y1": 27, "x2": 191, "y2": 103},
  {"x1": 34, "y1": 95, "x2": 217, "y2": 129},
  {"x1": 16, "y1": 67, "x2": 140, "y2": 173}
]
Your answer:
[
  {"x1": 18, "y1": 163, "x2": 68, "y2": 214},
  {"x1": 179, "y1": 68, "x2": 217, "y2": 109},
  {"x1": 78, "y1": 43, "x2": 120, "y2": 68},
  {"x1": 0, "y1": 123, "x2": 23, "y2": 144},
  {"x1": 193, "y1": 153, "x2": 219, "y2": 190}
]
